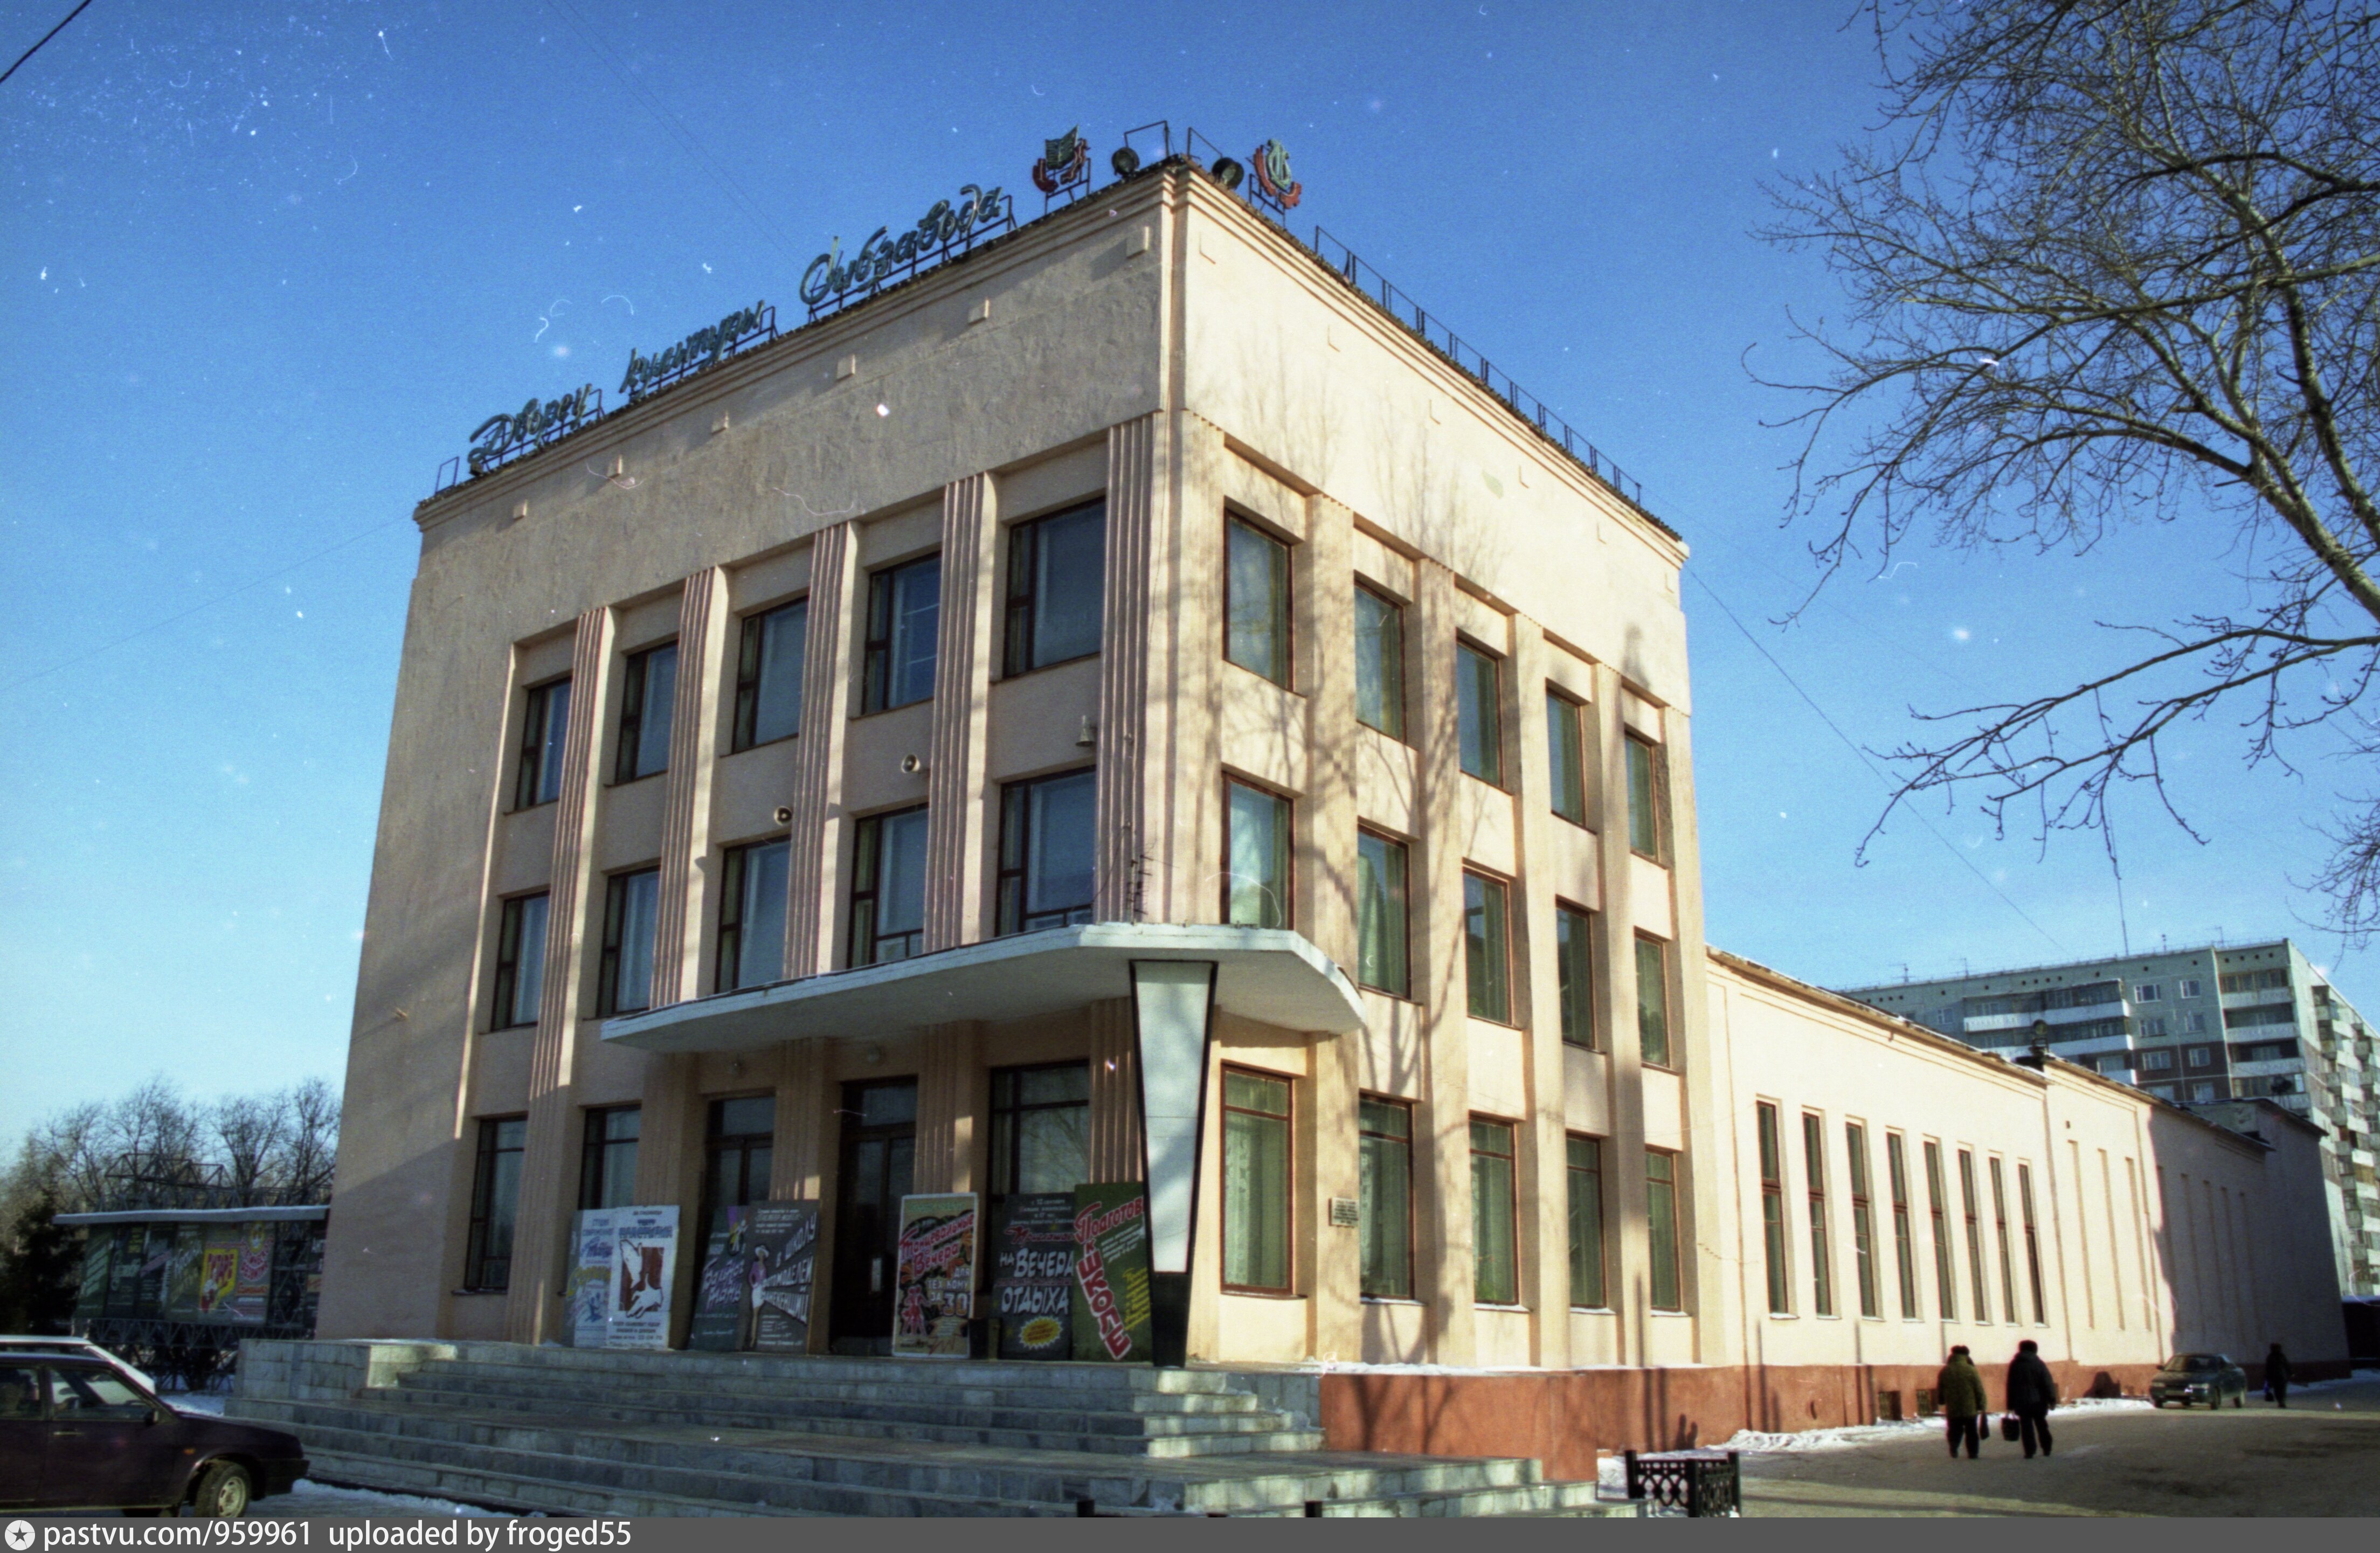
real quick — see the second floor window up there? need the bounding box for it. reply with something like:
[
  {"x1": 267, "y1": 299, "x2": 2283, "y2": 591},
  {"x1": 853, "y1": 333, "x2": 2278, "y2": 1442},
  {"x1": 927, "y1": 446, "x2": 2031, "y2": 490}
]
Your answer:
[
  {"x1": 1464, "y1": 871, "x2": 1512, "y2": 1023},
  {"x1": 733, "y1": 599, "x2": 807, "y2": 751},
  {"x1": 1625, "y1": 732, "x2": 1665, "y2": 858},
  {"x1": 850, "y1": 806, "x2": 929, "y2": 963},
  {"x1": 1547, "y1": 691, "x2": 1587, "y2": 824},
  {"x1": 1354, "y1": 584, "x2": 1406, "y2": 738},
  {"x1": 492, "y1": 893, "x2": 549, "y2": 1029},
  {"x1": 1005, "y1": 502, "x2": 1106, "y2": 675},
  {"x1": 613, "y1": 642, "x2": 677, "y2": 783},
  {"x1": 1355, "y1": 830, "x2": 1409, "y2": 997},
  {"x1": 1456, "y1": 641, "x2": 1503, "y2": 784},
  {"x1": 514, "y1": 677, "x2": 571, "y2": 809},
  {"x1": 597, "y1": 867, "x2": 662, "y2": 1016},
  {"x1": 1224, "y1": 778, "x2": 1291, "y2": 929},
  {"x1": 1224, "y1": 516, "x2": 1290, "y2": 685},
  {"x1": 1636, "y1": 934, "x2": 1673, "y2": 1067},
  {"x1": 716, "y1": 838, "x2": 790, "y2": 992},
  {"x1": 862, "y1": 556, "x2": 940, "y2": 713},
  {"x1": 1556, "y1": 902, "x2": 1595, "y2": 1048},
  {"x1": 998, "y1": 770, "x2": 1096, "y2": 934}
]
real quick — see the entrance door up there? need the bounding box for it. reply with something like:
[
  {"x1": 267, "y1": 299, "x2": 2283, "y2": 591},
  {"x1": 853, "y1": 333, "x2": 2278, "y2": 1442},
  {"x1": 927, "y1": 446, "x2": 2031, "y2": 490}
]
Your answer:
[{"x1": 829, "y1": 1078, "x2": 916, "y2": 1355}]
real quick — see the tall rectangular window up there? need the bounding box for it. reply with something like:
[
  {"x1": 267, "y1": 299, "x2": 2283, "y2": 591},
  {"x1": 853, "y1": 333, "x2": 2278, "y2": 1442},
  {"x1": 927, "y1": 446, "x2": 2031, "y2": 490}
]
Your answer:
[
  {"x1": 1757, "y1": 1103, "x2": 1790, "y2": 1313},
  {"x1": 578, "y1": 1106, "x2": 640, "y2": 1211},
  {"x1": 1547, "y1": 691, "x2": 1588, "y2": 824},
  {"x1": 1353, "y1": 585, "x2": 1406, "y2": 738},
  {"x1": 1804, "y1": 1113, "x2": 1835, "y2": 1316},
  {"x1": 1223, "y1": 778, "x2": 1291, "y2": 928},
  {"x1": 463, "y1": 1116, "x2": 528, "y2": 1290},
  {"x1": 514, "y1": 677, "x2": 571, "y2": 809},
  {"x1": 1358, "y1": 1097, "x2": 1413, "y2": 1300},
  {"x1": 492, "y1": 893, "x2": 550, "y2": 1029},
  {"x1": 597, "y1": 867, "x2": 662, "y2": 1016},
  {"x1": 2017, "y1": 1163, "x2": 2047, "y2": 1322},
  {"x1": 732, "y1": 599, "x2": 807, "y2": 751},
  {"x1": 1004, "y1": 502, "x2": 1105, "y2": 675},
  {"x1": 861, "y1": 555, "x2": 940, "y2": 713},
  {"x1": 1846, "y1": 1122, "x2": 1880, "y2": 1318},
  {"x1": 988, "y1": 1062, "x2": 1090, "y2": 1198},
  {"x1": 1924, "y1": 1140, "x2": 1959, "y2": 1320},
  {"x1": 1456, "y1": 641, "x2": 1504, "y2": 784},
  {"x1": 1222, "y1": 1069, "x2": 1292, "y2": 1292},
  {"x1": 997, "y1": 770, "x2": 1096, "y2": 934},
  {"x1": 1645, "y1": 1149, "x2": 1683, "y2": 1312},
  {"x1": 1958, "y1": 1148, "x2": 1990, "y2": 1322},
  {"x1": 612, "y1": 642, "x2": 677, "y2": 784},
  {"x1": 1635, "y1": 935, "x2": 1673, "y2": 1067},
  {"x1": 1567, "y1": 1135, "x2": 1607, "y2": 1309},
  {"x1": 716, "y1": 838, "x2": 790, "y2": 991},
  {"x1": 698, "y1": 1096, "x2": 776, "y2": 1249},
  {"x1": 1624, "y1": 732, "x2": 1664, "y2": 858},
  {"x1": 1470, "y1": 1118, "x2": 1519, "y2": 1305},
  {"x1": 1989, "y1": 1157, "x2": 2018, "y2": 1323},
  {"x1": 1355, "y1": 830, "x2": 1409, "y2": 996},
  {"x1": 1555, "y1": 903, "x2": 1596, "y2": 1048},
  {"x1": 1223, "y1": 516, "x2": 1290, "y2": 686},
  {"x1": 1463, "y1": 871, "x2": 1511, "y2": 1023},
  {"x1": 850, "y1": 806, "x2": 929, "y2": 964},
  {"x1": 1887, "y1": 1132, "x2": 1920, "y2": 1318}
]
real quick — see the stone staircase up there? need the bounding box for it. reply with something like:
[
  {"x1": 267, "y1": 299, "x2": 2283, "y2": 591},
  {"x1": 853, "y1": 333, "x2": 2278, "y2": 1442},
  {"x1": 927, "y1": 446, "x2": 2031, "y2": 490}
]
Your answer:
[{"x1": 229, "y1": 1341, "x2": 1632, "y2": 1517}]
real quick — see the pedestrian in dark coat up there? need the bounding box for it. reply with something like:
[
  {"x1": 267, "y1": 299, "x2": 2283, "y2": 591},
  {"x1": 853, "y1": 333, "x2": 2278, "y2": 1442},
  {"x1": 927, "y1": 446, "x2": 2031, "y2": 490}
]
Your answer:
[
  {"x1": 2005, "y1": 1339, "x2": 2058, "y2": 1458},
  {"x1": 1938, "y1": 1346, "x2": 1987, "y2": 1459},
  {"x1": 2267, "y1": 1342, "x2": 2294, "y2": 1408}
]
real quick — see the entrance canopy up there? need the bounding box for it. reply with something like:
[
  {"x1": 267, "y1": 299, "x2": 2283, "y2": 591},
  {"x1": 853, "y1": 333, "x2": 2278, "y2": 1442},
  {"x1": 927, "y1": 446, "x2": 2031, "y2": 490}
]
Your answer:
[{"x1": 598, "y1": 923, "x2": 1365, "y2": 1055}]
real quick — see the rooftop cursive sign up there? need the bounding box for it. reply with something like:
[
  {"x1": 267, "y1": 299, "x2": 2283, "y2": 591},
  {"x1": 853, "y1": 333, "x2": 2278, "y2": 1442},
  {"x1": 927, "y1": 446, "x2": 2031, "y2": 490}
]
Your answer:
[
  {"x1": 619, "y1": 301, "x2": 775, "y2": 401},
  {"x1": 798, "y1": 184, "x2": 1013, "y2": 315},
  {"x1": 466, "y1": 384, "x2": 602, "y2": 477}
]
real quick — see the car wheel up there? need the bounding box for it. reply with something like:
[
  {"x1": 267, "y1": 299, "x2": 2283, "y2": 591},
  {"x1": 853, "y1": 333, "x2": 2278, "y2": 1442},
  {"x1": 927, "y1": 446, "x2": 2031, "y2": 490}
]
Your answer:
[
  {"x1": 190, "y1": 1460, "x2": 252, "y2": 1519},
  {"x1": 2232, "y1": 1393, "x2": 2243, "y2": 1409},
  {"x1": 2152, "y1": 1399, "x2": 2165, "y2": 1409}
]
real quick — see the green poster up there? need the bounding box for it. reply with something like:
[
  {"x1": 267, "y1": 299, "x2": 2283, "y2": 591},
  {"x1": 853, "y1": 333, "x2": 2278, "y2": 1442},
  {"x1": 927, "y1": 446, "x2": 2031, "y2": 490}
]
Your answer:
[
  {"x1": 166, "y1": 1225, "x2": 205, "y2": 1319},
  {"x1": 74, "y1": 1233, "x2": 112, "y2": 1320},
  {"x1": 1069, "y1": 1183, "x2": 1152, "y2": 1362}
]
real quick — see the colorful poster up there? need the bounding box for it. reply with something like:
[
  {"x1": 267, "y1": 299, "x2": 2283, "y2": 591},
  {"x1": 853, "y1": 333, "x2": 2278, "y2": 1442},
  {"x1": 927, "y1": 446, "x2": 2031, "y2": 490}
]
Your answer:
[
  {"x1": 232, "y1": 1223, "x2": 274, "y2": 1323},
  {"x1": 892, "y1": 1193, "x2": 977, "y2": 1359},
  {"x1": 165, "y1": 1225, "x2": 205, "y2": 1319},
  {"x1": 687, "y1": 1207, "x2": 750, "y2": 1353},
  {"x1": 74, "y1": 1233, "x2": 112, "y2": 1320},
  {"x1": 744, "y1": 1202, "x2": 819, "y2": 1355},
  {"x1": 197, "y1": 1226, "x2": 242, "y2": 1321},
  {"x1": 606, "y1": 1205, "x2": 680, "y2": 1350},
  {"x1": 1070, "y1": 1183, "x2": 1153, "y2": 1362},
  {"x1": 564, "y1": 1210, "x2": 618, "y2": 1348},
  {"x1": 993, "y1": 1193, "x2": 1075, "y2": 1360}
]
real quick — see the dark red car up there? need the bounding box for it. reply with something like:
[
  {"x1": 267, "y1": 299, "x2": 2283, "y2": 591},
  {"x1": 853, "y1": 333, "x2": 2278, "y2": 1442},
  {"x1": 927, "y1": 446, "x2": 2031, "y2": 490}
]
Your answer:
[{"x1": 0, "y1": 1349, "x2": 306, "y2": 1516}]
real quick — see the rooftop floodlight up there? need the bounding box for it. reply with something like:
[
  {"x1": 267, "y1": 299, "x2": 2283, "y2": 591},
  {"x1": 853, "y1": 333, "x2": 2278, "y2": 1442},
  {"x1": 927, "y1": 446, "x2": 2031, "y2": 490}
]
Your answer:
[
  {"x1": 1111, "y1": 145, "x2": 1141, "y2": 177},
  {"x1": 1209, "y1": 156, "x2": 1244, "y2": 190}
]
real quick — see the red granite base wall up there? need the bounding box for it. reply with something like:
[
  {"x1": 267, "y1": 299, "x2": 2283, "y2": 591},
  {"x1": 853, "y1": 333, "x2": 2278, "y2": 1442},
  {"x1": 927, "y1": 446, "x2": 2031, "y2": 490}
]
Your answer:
[{"x1": 1316, "y1": 1357, "x2": 2346, "y2": 1482}]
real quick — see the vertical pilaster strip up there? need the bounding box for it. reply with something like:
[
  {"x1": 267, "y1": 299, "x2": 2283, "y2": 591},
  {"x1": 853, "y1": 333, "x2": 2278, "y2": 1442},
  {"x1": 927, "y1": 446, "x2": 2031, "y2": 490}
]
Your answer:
[
  {"x1": 925, "y1": 474, "x2": 999, "y2": 951},
  {"x1": 784, "y1": 523, "x2": 859, "y2": 977},
  {"x1": 1595, "y1": 662, "x2": 1647, "y2": 1367},
  {"x1": 505, "y1": 606, "x2": 613, "y2": 1345},
  {"x1": 770, "y1": 1038, "x2": 829, "y2": 1201},
  {"x1": 1414, "y1": 560, "x2": 1476, "y2": 1365},
  {"x1": 652, "y1": 570, "x2": 723, "y2": 1008},
  {"x1": 1511, "y1": 618, "x2": 1572, "y2": 1367},
  {"x1": 1087, "y1": 999, "x2": 1144, "y2": 1182},
  {"x1": 1096, "y1": 418, "x2": 1158, "y2": 922},
  {"x1": 914, "y1": 1023, "x2": 982, "y2": 1194}
]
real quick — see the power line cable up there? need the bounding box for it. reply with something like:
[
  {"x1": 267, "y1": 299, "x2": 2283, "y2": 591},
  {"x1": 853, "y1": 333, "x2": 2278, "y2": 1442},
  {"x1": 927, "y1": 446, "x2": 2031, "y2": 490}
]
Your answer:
[
  {"x1": 1687, "y1": 569, "x2": 2067, "y2": 953},
  {"x1": 0, "y1": 0, "x2": 94, "y2": 88}
]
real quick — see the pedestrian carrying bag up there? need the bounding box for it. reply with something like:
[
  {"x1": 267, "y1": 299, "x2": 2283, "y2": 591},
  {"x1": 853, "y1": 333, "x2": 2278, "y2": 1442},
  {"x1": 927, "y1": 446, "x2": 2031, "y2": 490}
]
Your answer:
[{"x1": 2000, "y1": 1414, "x2": 2021, "y2": 1443}]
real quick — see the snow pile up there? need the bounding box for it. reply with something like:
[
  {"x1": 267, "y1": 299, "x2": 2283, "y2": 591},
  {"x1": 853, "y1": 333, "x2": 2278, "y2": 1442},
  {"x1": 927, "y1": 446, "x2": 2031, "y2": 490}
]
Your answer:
[{"x1": 286, "y1": 1482, "x2": 510, "y2": 1518}]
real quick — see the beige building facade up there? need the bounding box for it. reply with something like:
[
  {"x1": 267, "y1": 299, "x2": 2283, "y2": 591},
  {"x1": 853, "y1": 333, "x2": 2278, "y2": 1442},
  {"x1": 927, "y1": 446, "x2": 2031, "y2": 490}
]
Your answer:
[{"x1": 320, "y1": 156, "x2": 2342, "y2": 1444}]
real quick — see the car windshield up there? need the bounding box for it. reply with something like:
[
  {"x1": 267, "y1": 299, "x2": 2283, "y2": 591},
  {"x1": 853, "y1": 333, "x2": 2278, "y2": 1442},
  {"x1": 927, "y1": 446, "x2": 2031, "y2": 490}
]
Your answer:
[{"x1": 2162, "y1": 1355, "x2": 2222, "y2": 1371}]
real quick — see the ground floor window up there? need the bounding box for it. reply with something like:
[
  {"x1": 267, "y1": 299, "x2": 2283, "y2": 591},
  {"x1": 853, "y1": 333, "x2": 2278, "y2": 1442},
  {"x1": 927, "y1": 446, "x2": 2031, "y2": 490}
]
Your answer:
[
  {"x1": 1471, "y1": 1118, "x2": 1519, "y2": 1304},
  {"x1": 578, "y1": 1106, "x2": 640, "y2": 1211},
  {"x1": 1567, "y1": 1134, "x2": 1606, "y2": 1309},
  {"x1": 700, "y1": 1096, "x2": 775, "y2": 1244},
  {"x1": 464, "y1": 1116, "x2": 527, "y2": 1291},
  {"x1": 1359, "y1": 1097, "x2": 1413, "y2": 1299},
  {"x1": 1646, "y1": 1148, "x2": 1683, "y2": 1312},
  {"x1": 1222, "y1": 1068, "x2": 1292, "y2": 1292},
  {"x1": 988, "y1": 1062, "x2": 1090, "y2": 1197}
]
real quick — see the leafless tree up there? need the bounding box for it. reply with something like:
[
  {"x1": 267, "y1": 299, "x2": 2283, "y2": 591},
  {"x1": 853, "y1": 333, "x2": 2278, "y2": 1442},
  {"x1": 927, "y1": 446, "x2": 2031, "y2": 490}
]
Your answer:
[
  {"x1": 276, "y1": 1078, "x2": 341, "y2": 1204},
  {"x1": 1757, "y1": 1, "x2": 2380, "y2": 933},
  {"x1": 211, "y1": 1093, "x2": 290, "y2": 1206}
]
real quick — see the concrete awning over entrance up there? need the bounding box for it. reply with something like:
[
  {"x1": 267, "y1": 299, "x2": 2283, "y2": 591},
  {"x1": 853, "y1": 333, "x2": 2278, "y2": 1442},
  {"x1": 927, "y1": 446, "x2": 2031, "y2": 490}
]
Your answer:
[{"x1": 598, "y1": 923, "x2": 1365, "y2": 1055}]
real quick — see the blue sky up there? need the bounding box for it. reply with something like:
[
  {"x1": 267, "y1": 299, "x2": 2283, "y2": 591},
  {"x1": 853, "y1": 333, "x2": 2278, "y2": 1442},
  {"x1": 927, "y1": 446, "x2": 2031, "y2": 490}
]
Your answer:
[{"x1": 1, "y1": 0, "x2": 2360, "y2": 1149}]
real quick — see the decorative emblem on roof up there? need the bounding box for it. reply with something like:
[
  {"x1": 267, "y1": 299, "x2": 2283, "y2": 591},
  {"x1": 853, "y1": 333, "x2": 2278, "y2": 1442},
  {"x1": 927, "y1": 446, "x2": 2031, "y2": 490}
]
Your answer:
[
  {"x1": 1031, "y1": 126, "x2": 1091, "y2": 202},
  {"x1": 1252, "y1": 138, "x2": 1301, "y2": 211}
]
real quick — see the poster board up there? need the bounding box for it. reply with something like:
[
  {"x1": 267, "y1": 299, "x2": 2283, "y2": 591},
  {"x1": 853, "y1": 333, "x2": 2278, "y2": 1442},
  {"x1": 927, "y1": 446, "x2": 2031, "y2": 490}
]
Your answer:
[
  {"x1": 1070, "y1": 1183, "x2": 1153, "y2": 1362},
  {"x1": 687, "y1": 1207, "x2": 750, "y2": 1353},
  {"x1": 745, "y1": 1202, "x2": 819, "y2": 1354},
  {"x1": 197, "y1": 1226, "x2": 242, "y2": 1320},
  {"x1": 74, "y1": 1233, "x2": 112, "y2": 1321},
  {"x1": 564, "y1": 1210, "x2": 618, "y2": 1349},
  {"x1": 232, "y1": 1223, "x2": 274, "y2": 1323},
  {"x1": 891, "y1": 1193, "x2": 977, "y2": 1359},
  {"x1": 993, "y1": 1193, "x2": 1075, "y2": 1360},
  {"x1": 606, "y1": 1205, "x2": 680, "y2": 1350},
  {"x1": 165, "y1": 1225, "x2": 205, "y2": 1319}
]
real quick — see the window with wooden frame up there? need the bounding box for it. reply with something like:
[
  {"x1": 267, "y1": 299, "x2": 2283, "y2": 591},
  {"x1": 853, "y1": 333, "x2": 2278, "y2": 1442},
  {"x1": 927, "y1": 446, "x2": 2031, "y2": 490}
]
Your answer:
[
  {"x1": 1886, "y1": 1132, "x2": 1921, "y2": 1318},
  {"x1": 731, "y1": 599, "x2": 807, "y2": 751},
  {"x1": 1758, "y1": 1103, "x2": 1790, "y2": 1313},
  {"x1": 1645, "y1": 1148, "x2": 1683, "y2": 1312},
  {"x1": 1358, "y1": 1097, "x2": 1413, "y2": 1300},
  {"x1": 1624, "y1": 731, "x2": 1665, "y2": 859},
  {"x1": 1470, "y1": 1118, "x2": 1519, "y2": 1305},
  {"x1": 1567, "y1": 1134, "x2": 1607, "y2": 1310},
  {"x1": 1546, "y1": 690, "x2": 1588, "y2": 825},
  {"x1": 596, "y1": 866, "x2": 662, "y2": 1016},
  {"x1": 612, "y1": 641, "x2": 677, "y2": 784},
  {"x1": 578, "y1": 1106, "x2": 640, "y2": 1212},
  {"x1": 1959, "y1": 1149, "x2": 1991, "y2": 1322},
  {"x1": 1353, "y1": 584, "x2": 1406, "y2": 739},
  {"x1": 715, "y1": 838, "x2": 790, "y2": 992},
  {"x1": 1222, "y1": 1068, "x2": 1292, "y2": 1293},
  {"x1": 1223, "y1": 777, "x2": 1292, "y2": 929},
  {"x1": 1455, "y1": 640, "x2": 1504, "y2": 785},
  {"x1": 492, "y1": 892, "x2": 549, "y2": 1029},
  {"x1": 1555, "y1": 902, "x2": 1596, "y2": 1048},
  {"x1": 1803, "y1": 1112, "x2": 1835, "y2": 1316},
  {"x1": 1004, "y1": 501, "x2": 1106, "y2": 676},
  {"x1": 849, "y1": 806, "x2": 929, "y2": 965},
  {"x1": 1354, "y1": 829, "x2": 1410, "y2": 996},
  {"x1": 513, "y1": 677, "x2": 572, "y2": 810},
  {"x1": 1463, "y1": 870, "x2": 1512, "y2": 1023},
  {"x1": 988, "y1": 1062, "x2": 1091, "y2": 1199},
  {"x1": 463, "y1": 1116, "x2": 528, "y2": 1291},
  {"x1": 996, "y1": 769, "x2": 1096, "y2": 935},
  {"x1": 1635, "y1": 934, "x2": 1674, "y2": 1067},
  {"x1": 1924, "y1": 1140, "x2": 1959, "y2": 1320},
  {"x1": 1223, "y1": 515, "x2": 1291, "y2": 687},
  {"x1": 860, "y1": 554, "x2": 941, "y2": 713},
  {"x1": 1845, "y1": 1122, "x2": 1881, "y2": 1318},
  {"x1": 1989, "y1": 1157, "x2": 2018, "y2": 1323},
  {"x1": 2017, "y1": 1163, "x2": 2047, "y2": 1322}
]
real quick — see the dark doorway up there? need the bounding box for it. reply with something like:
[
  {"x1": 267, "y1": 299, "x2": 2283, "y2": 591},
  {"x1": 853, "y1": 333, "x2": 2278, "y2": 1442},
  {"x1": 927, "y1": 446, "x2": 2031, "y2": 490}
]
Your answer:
[{"x1": 829, "y1": 1078, "x2": 916, "y2": 1354}]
